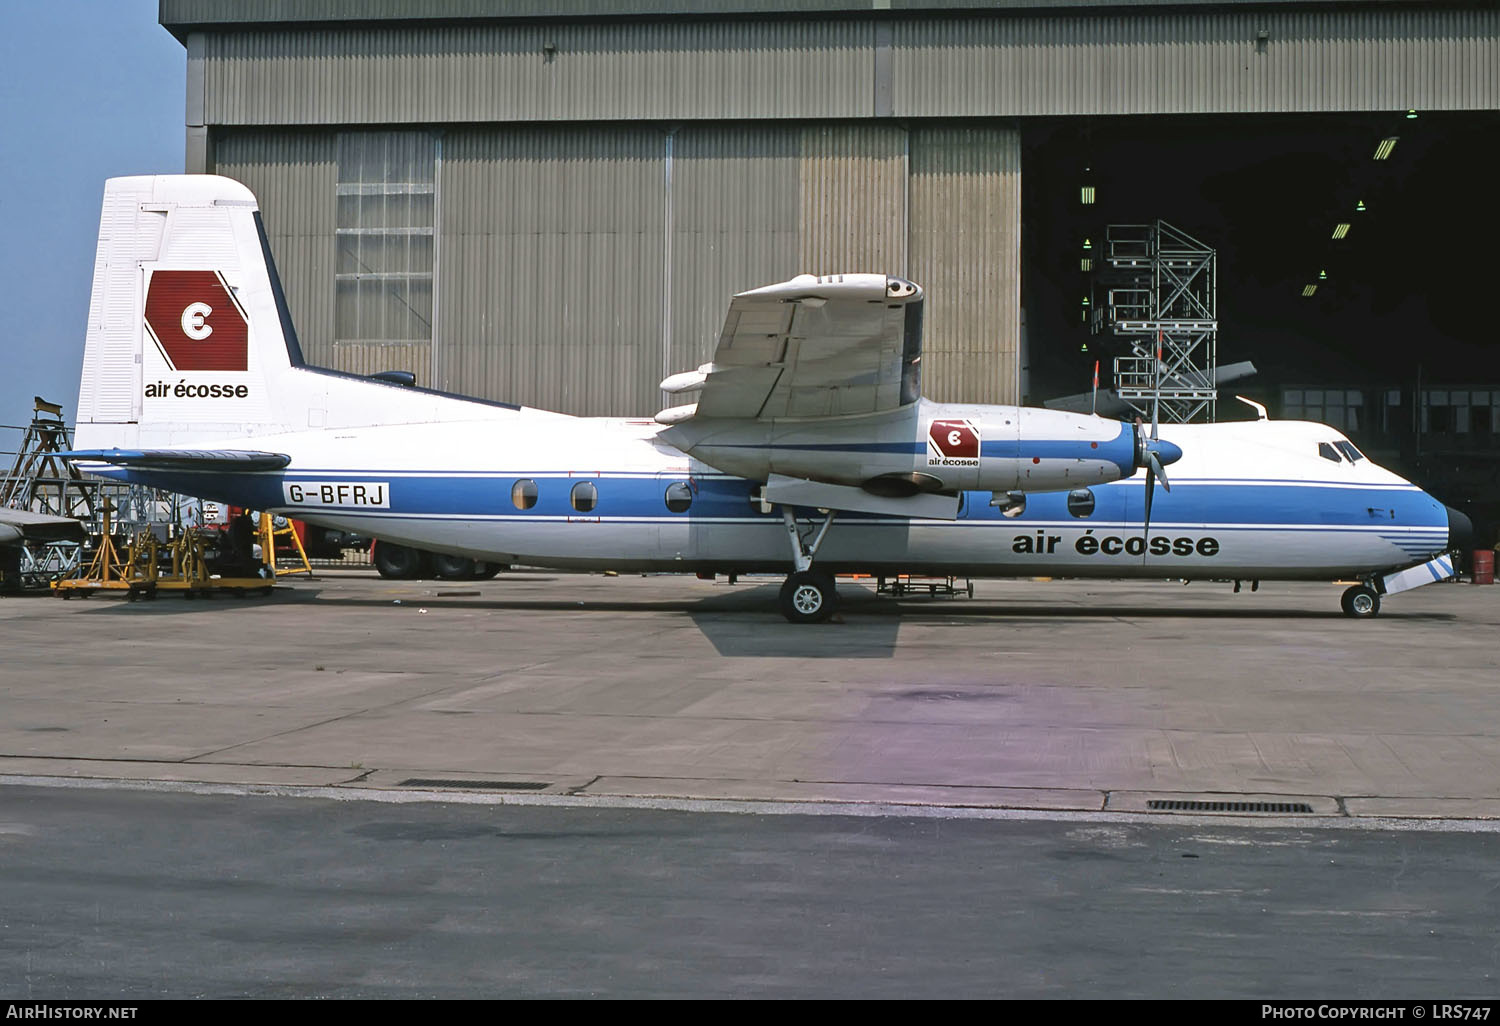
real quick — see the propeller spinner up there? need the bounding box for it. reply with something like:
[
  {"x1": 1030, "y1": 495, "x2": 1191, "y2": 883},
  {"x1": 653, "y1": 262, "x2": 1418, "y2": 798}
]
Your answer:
[{"x1": 1132, "y1": 352, "x2": 1184, "y2": 535}]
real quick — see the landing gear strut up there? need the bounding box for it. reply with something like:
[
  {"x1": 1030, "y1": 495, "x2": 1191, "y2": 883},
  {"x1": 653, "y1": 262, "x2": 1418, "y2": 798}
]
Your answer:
[
  {"x1": 778, "y1": 507, "x2": 838, "y2": 623},
  {"x1": 1340, "y1": 583, "x2": 1381, "y2": 618}
]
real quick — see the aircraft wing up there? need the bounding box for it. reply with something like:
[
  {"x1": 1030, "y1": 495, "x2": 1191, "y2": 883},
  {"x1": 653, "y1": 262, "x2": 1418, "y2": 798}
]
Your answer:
[
  {"x1": 0, "y1": 508, "x2": 87, "y2": 546},
  {"x1": 1041, "y1": 390, "x2": 1135, "y2": 417},
  {"x1": 1042, "y1": 360, "x2": 1258, "y2": 416},
  {"x1": 662, "y1": 274, "x2": 924, "y2": 422},
  {"x1": 62, "y1": 449, "x2": 292, "y2": 472}
]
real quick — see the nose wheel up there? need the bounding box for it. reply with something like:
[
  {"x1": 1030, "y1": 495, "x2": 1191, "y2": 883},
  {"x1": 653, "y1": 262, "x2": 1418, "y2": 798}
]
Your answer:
[{"x1": 1340, "y1": 584, "x2": 1381, "y2": 618}]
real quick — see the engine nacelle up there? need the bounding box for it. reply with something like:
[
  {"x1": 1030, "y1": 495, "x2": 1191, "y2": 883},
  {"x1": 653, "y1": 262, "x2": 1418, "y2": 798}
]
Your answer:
[{"x1": 663, "y1": 400, "x2": 1150, "y2": 500}]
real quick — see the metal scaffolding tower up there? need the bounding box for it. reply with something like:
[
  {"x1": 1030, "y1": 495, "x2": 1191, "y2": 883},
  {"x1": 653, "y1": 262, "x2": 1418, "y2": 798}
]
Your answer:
[
  {"x1": 1, "y1": 398, "x2": 98, "y2": 521},
  {"x1": 1091, "y1": 221, "x2": 1219, "y2": 423},
  {"x1": 2, "y1": 398, "x2": 201, "y2": 589}
]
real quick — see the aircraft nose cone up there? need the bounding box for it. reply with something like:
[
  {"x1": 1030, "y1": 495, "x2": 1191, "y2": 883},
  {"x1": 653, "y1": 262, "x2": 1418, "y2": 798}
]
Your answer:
[
  {"x1": 1155, "y1": 439, "x2": 1183, "y2": 466},
  {"x1": 1447, "y1": 505, "x2": 1473, "y2": 551}
]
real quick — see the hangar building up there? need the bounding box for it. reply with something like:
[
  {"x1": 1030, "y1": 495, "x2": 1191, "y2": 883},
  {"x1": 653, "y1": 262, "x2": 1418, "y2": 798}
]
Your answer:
[{"x1": 157, "y1": 1, "x2": 1499, "y2": 426}]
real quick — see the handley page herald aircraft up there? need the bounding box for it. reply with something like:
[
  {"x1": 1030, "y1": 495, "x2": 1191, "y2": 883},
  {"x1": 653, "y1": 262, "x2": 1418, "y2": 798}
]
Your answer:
[{"x1": 65, "y1": 176, "x2": 1470, "y2": 622}]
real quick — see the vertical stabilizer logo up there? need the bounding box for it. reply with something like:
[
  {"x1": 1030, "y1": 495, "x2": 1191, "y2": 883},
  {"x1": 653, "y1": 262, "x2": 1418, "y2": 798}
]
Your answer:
[{"x1": 144, "y1": 270, "x2": 249, "y2": 372}]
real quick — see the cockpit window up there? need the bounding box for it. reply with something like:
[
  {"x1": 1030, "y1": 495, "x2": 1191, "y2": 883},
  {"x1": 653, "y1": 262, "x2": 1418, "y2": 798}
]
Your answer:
[
  {"x1": 1335, "y1": 440, "x2": 1365, "y2": 462},
  {"x1": 1318, "y1": 442, "x2": 1343, "y2": 463}
]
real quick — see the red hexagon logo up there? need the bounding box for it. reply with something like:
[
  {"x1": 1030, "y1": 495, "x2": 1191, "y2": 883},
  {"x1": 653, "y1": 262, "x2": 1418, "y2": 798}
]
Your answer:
[
  {"x1": 143, "y1": 270, "x2": 249, "y2": 372},
  {"x1": 928, "y1": 418, "x2": 979, "y2": 459}
]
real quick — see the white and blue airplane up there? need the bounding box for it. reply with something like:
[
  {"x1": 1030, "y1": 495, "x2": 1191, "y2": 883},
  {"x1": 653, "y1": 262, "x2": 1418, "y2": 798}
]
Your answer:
[{"x1": 65, "y1": 175, "x2": 1469, "y2": 621}]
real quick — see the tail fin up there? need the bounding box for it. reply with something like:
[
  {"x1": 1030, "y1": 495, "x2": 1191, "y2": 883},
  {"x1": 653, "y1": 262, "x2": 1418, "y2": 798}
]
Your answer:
[{"x1": 76, "y1": 175, "x2": 303, "y2": 450}]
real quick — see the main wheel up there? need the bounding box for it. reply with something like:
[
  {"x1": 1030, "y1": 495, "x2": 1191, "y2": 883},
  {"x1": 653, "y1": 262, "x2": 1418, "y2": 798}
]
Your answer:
[
  {"x1": 373, "y1": 542, "x2": 430, "y2": 580},
  {"x1": 432, "y1": 553, "x2": 476, "y2": 580},
  {"x1": 779, "y1": 571, "x2": 838, "y2": 624},
  {"x1": 1340, "y1": 584, "x2": 1381, "y2": 618},
  {"x1": 472, "y1": 562, "x2": 505, "y2": 580}
]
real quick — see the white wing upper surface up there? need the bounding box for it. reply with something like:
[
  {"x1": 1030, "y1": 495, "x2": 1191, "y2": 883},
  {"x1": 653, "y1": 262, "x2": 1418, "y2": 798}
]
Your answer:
[{"x1": 674, "y1": 274, "x2": 924, "y2": 421}]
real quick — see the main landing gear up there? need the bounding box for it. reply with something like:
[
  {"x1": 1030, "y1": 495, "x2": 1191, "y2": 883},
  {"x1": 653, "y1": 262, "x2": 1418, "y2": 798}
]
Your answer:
[
  {"x1": 1340, "y1": 583, "x2": 1381, "y2": 618},
  {"x1": 778, "y1": 507, "x2": 839, "y2": 624}
]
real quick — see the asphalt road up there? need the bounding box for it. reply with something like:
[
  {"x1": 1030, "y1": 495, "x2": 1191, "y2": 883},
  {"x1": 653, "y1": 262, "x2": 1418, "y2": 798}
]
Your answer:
[
  {"x1": 1, "y1": 784, "x2": 1498, "y2": 999},
  {"x1": 3, "y1": 573, "x2": 1499, "y2": 998},
  {"x1": 1, "y1": 574, "x2": 1497, "y2": 816}
]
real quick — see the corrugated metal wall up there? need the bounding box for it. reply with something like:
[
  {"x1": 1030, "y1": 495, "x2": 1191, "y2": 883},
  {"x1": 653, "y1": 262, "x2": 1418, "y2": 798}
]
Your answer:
[
  {"x1": 895, "y1": 9, "x2": 1500, "y2": 115},
  {"x1": 437, "y1": 127, "x2": 667, "y2": 414},
  {"x1": 908, "y1": 125, "x2": 1021, "y2": 405},
  {"x1": 211, "y1": 123, "x2": 1022, "y2": 415},
  {"x1": 199, "y1": 8, "x2": 1499, "y2": 125},
  {"x1": 797, "y1": 124, "x2": 907, "y2": 275},
  {"x1": 212, "y1": 132, "x2": 339, "y2": 369},
  {"x1": 201, "y1": 20, "x2": 877, "y2": 126},
  {"x1": 667, "y1": 127, "x2": 799, "y2": 393}
]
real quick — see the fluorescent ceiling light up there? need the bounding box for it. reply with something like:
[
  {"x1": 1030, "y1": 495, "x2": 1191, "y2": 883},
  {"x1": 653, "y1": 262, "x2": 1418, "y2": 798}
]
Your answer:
[
  {"x1": 1080, "y1": 257, "x2": 1093, "y2": 272},
  {"x1": 1374, "y1": 137, "x2": 1398, "y2": 160},
  {"x1": 1080, "y1": 186, "x2": 1096, "y2": 204},
  {"x1": 1332, "y1": 223, "x2": 1351, "y2": 239},
  {"x1": 1302, "y1": 285, "x2": 1318, "y2": 297}
]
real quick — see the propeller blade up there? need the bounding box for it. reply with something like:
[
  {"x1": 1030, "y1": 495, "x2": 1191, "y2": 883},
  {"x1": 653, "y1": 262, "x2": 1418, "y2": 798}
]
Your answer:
[
  {"x1": 1143, "y1": 463, "x2": 1155, "y2": 537},
  {"x1": 1152, "y1": 338, "x2": 1162, "y2": 442},
  {"x1": 1147, "y1": 450, "x2": 1171, "y2": 493}
]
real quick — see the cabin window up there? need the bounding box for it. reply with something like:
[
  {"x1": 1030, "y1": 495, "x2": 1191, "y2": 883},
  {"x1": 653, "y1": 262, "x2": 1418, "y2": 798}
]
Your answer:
[
  {"x1": 664, "y1": 481, "x2": 693, "y2": 513},
  {"x1": 1318, "y1": 442, "x2": 1343, "y2": 463},
  {"x1": 1066, "y1": 488, "x2": 1095, "y2": 518},
  {"x1": 570, "y1": 481, "x2": 598, "y2": 513},
  {"x1": 1334, "y1": 441, "x2": 1365, "y2": 462},
  {"x1": 511, "y1": 479, "x2": 538, "y2": 510}
]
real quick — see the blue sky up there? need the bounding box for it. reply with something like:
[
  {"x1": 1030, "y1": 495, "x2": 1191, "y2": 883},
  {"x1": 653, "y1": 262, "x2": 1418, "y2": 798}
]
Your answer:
[{"x1": 0, "y1": 0, "x2": 182, "y2": 437}]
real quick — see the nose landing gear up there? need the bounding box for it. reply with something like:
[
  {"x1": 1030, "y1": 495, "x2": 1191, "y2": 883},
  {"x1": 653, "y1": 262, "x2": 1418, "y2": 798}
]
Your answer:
[{"x1": 1340, "y1": 583, "x2": 1381, "y2": 618}]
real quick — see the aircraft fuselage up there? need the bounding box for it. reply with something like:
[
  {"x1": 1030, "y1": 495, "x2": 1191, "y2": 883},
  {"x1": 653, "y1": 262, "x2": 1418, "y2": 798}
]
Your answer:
[{"x1": 83, "y1": 408, "x2": 1452, "y2": 582}]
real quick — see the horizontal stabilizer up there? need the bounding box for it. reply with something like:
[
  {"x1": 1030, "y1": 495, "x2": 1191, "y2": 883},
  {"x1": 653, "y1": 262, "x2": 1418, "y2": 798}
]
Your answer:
[
  {"x1": 0, "y1": 509, "x2": 88, "y2": 547},
  {"x1": 765, "y1": 473, "x2": 959, "y2": 521},
  {"x1": 62, "y1": 449, "x2": 292, "y2": 472}
]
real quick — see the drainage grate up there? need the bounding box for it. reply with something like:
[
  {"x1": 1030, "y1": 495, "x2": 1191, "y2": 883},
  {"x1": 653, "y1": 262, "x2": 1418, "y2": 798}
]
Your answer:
[
  {"x1": 398, "y1": 778, "x2": 551, "y2": 791},
  {"x1": 1148, "y1": 799, "x2": 1314, "y2": 814}
]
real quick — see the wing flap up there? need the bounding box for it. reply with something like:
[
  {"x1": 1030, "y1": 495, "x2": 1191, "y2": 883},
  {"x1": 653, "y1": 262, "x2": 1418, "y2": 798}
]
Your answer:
[{"x1": 764, "y1": 473, "x2": 959, "y2": 521}]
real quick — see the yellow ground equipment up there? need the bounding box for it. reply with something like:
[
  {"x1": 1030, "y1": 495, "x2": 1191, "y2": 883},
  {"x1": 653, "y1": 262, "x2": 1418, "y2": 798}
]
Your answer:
[
  {"x1": 258, "y1": 512, "x2": 312, "y2": 578},
  {"x1": 54, "y1": 503, "x2": 275, "y2": 600}
]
